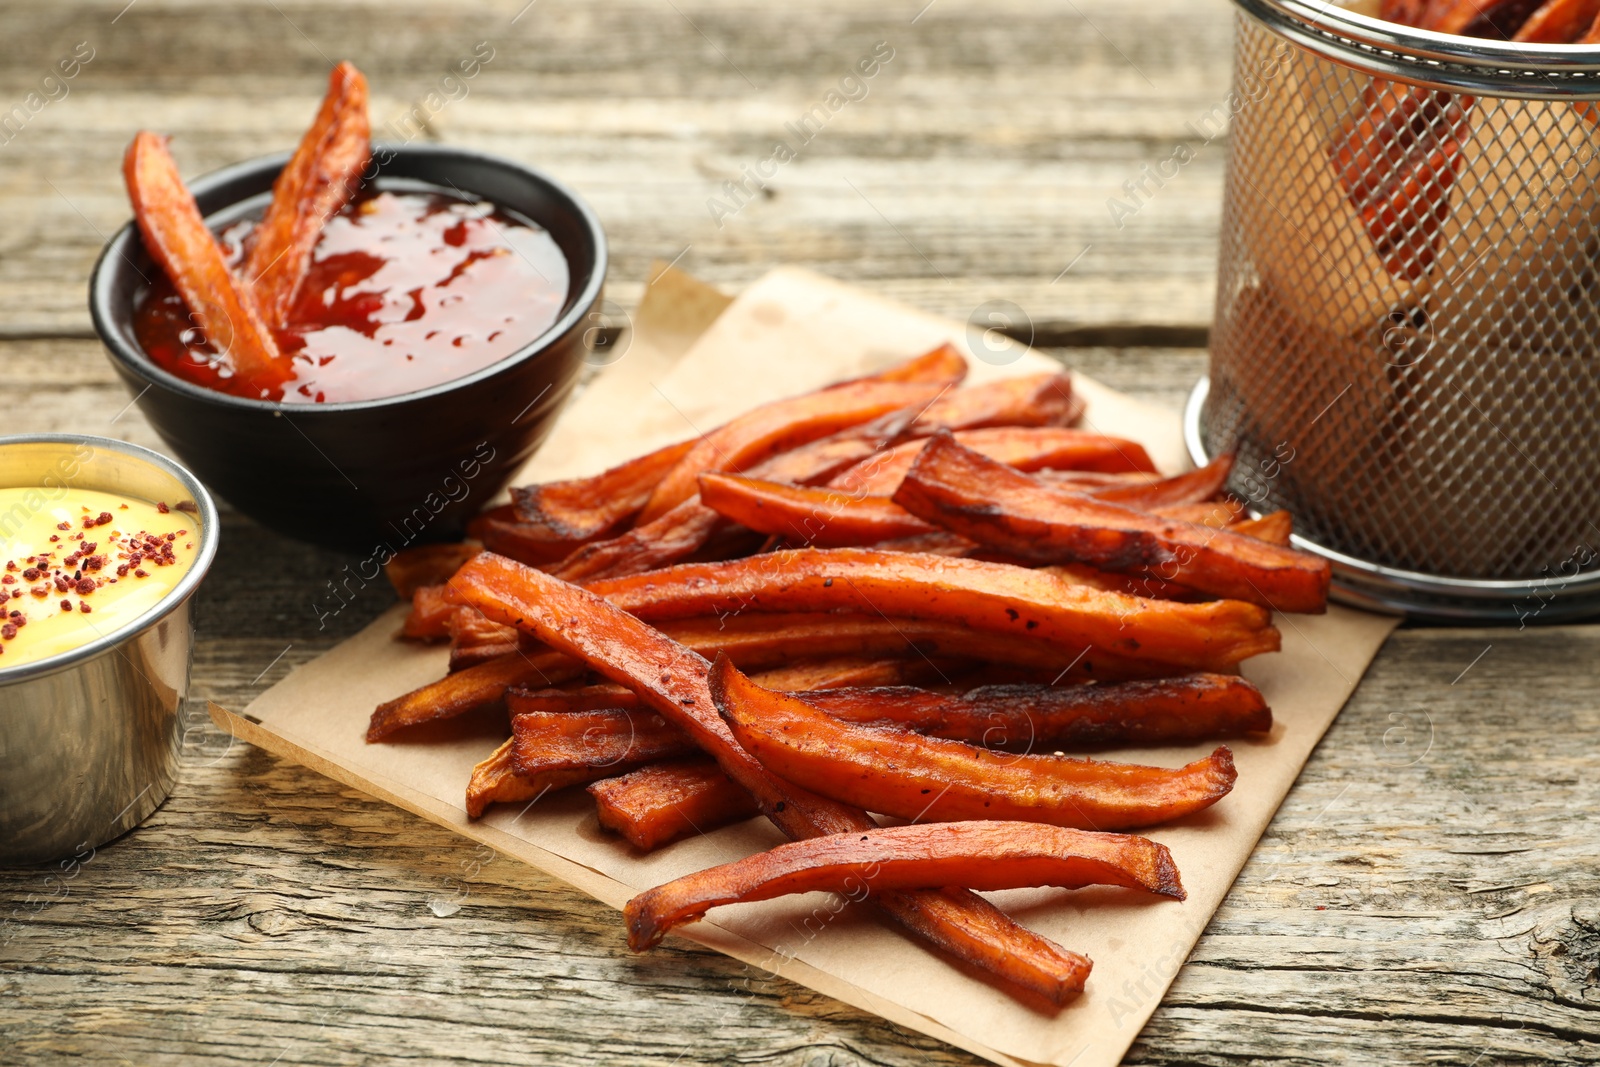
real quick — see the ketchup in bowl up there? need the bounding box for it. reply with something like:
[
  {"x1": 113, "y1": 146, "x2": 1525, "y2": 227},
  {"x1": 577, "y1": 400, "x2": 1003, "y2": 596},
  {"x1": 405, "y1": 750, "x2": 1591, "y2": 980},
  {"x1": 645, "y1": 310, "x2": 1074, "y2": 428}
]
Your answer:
[{"x1": 133, "y1": 185, "x2": 569, "y2": 403}]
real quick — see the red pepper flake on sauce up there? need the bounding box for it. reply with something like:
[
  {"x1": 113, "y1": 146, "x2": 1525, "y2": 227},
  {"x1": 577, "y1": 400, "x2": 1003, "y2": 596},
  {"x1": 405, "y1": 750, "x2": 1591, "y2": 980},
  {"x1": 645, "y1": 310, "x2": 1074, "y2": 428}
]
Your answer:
[{"x1": 0, "y1": 498, "x2": 195, "y2": 666}]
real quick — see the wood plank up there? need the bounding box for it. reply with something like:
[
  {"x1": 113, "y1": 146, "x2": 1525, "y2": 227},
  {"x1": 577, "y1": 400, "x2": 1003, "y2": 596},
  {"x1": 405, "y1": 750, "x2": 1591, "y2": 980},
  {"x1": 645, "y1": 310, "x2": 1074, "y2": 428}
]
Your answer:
[{"x1": 0, "y1": 0, "x2": 1234, "y2": 336}]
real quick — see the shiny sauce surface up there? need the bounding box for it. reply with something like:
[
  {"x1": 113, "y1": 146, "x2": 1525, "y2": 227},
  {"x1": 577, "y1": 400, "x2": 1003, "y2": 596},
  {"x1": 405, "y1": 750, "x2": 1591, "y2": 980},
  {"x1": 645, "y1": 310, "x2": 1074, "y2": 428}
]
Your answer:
[{"x1": 134, "y1": 186, "x2": 569, "y2": 403}]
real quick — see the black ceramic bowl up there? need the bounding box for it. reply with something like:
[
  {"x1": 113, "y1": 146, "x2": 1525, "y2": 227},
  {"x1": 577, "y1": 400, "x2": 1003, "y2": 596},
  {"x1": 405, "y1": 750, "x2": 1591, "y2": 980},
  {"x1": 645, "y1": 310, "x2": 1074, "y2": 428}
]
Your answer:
[{"x1": 89, "y1": 144, "x2": 605, "y2": 553}]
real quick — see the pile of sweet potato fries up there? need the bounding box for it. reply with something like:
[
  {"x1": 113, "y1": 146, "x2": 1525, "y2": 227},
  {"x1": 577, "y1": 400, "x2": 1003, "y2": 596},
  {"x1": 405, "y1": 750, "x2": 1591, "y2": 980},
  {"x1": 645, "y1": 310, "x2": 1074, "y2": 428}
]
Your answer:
[{"x1": 370, "y1": 346, "x2": 1331, "y2": 1004}]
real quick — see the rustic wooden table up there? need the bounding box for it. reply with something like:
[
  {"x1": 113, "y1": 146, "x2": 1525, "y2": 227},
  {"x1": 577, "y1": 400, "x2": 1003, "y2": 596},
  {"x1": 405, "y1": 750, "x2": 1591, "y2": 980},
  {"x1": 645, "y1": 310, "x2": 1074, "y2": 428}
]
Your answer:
[{"x1": 1, "y1": 2, "x2": 1596, "y2": 1064}]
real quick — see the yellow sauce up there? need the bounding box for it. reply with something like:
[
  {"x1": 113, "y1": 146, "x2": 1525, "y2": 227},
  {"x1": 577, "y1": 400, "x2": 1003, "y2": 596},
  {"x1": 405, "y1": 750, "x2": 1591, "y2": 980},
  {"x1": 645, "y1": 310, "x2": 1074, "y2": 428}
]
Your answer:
[{"x1": 0, "y1": 487, "x2": 198, "y2": 669}]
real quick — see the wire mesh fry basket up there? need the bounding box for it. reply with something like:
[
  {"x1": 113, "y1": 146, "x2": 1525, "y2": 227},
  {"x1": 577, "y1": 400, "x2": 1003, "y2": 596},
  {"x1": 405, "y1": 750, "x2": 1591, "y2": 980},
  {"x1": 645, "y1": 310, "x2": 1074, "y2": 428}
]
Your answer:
[{"x1": 1189, "y1": 0, "x2": 1600, "y2": 621}]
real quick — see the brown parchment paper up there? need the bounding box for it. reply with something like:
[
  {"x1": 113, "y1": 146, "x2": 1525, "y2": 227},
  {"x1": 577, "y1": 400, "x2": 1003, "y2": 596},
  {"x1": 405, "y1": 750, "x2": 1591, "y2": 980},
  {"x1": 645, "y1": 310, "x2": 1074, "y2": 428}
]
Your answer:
[{"x1": 213, "y1": 266, "x2": 1398, "y2": 1067}]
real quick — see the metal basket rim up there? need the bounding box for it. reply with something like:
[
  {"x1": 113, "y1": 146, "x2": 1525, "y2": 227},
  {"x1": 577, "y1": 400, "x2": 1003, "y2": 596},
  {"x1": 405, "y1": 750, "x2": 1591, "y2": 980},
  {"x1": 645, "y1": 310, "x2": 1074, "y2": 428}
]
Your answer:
[
  {"x1": 1240, "y1": 0, "x2": 1600, "y2": 98},
  {"x1": 1184, "y1": 377, "x2": 1600, "y2": 622}
]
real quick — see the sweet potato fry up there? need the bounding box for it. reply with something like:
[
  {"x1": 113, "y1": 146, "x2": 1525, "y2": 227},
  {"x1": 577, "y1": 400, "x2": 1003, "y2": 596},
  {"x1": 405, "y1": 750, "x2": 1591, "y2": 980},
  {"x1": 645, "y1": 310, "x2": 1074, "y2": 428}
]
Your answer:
[
  {"x1": 668, "y1": 612, "x2": 978, "y2": 675},
  {"x1": 1232, "y1": 510, "x2": 1293, "y2": 546},
  {"x1": 729, "y1": 493, "x2": 1126, "y2": 562},
  {"x1": 368, "y1": 650, "x2": 584, "y2": 741},
  {"x1": 1577, "y1": 15, "x2": 1600, "y2": 122},
  {"x1": 449, "y1": 642, "x2": 520, "y2": 673},
  {"x1": 385, "y1": 543, "x2": 480, "y2": 598},
  {"x1": 448, "y1": 552, "x2": 1097, "y2": 1004},
  {"x1": 1380, "y1": 0, "x2": 1453, "y2": 25},
  {"x1": 124, "y1": 131, "x2": 289, "y2": 387},
  {"x1": 830, "y1": 427, "x2": 1156, "y2": 497},
  {"x1": 445, "y1": 606, "x2": 520, "y2": 669},
  {"x1": 798, "y1": 673, "x2": 1271, "y2": 749},
  {"x1": 401, "y1": 585, "x2": 457, "y2": 642},
  {"x1": 750, "y1": 399, "x2": 935, "y2": 483},
  {"x1": 589, "y1": 612, "x2": 1169, "y2": 682},
  {"x1": 512, "y1": 438, "x2": 696, "y2": 539},
  {"x1": 1151, "y1": 500, "x2": 1247, "y2": 529},
  {"x1": 1513, "y1": 0, "x2": 1600, "y2": 37},
  {"x1": 753, "y1": 656, "x2": 967, "y2": 690},
  {"x1": 637, "y1": 378, "x2": 955, "y2": 524},
  {"x1": 747, "y1": 432, "x2": 905, "y2": 489},
  {"x1": 243, "y1": 62, "x2": 370, "y2": 324},
  {"x1": 625, "y1": 820, "x2": 1183, "y2": 949},
  {"x1": 551, "y1": 413, "x2": 931, "y2": 582},
  {"x1": 1036, "y1": 470, "x2": 1163, "y2": 491},
  {"x1": 466, "y1": 738, "x2": 601, "y2": 819},
  {"x1": 713, "y1": 656, "x2": 1237, "y2": 830},
  {"x1": 1370, "y1": 143, "x2": 1460, "y2": 280},
  {"x1": 870, "y1": 531, "x2": 981, "y2": 557},
  {"x1": 506, "y1": 654, "x2": 954, "y2": 719},
  {"x1": 1326, "y1": 83, "x2": 1469, "y2": 280},
  {"x1": 758, "y1": 367, "x2": 1019, "y2": 480},
  {"x1": 466, "y1": 504, "x2": 606, "y2": 568},
  {"x1": 1044, "y1": 563, "x2": 1207, "y2": 604},
  {"x1": 506, "y1": 682, "x2": 636, "y2": 715},
  {"x1": 833, "y1": 342, "x2": 968, "y2": 386},
  {"x1": 503, "y1": 659, "x2": 951, "y2": 786},
  {"x1": 905, "y1": 372, "x2": 1080, "y2": 435},
  {"x1": 550, "y1": 417, "x2": 929, "y2": 582},
  {"x1": 549, "y1": 498, "x2": 725, "y2": 583},
  {"x1": 1093, "y1": 455, "x2": 1234, "y2": 510},
  {"x1": 1433, "y1": 0, "x2": 1546, "y2": 34},
  {"x1": 386, "y1": 608, "x2": 1090, "y2": 740},
  {"x1": 587, "y1": 548, "x2": 1280, "y2": 672},
  {"x1": 516, "y1": 665, "x2": 1260, "y2": 750},
  {"x1": 750, "y1": 371, "x2": 1080, "y2": 491},
  {"x1": 894, "y1": 434, "x2": 1329, "y2": 614},
  {"x1": 542, "y1": 370, "x2": 1089, "y2": 578},
  {"x1": 590, "y1": 758, "x2": 760, "y2": 851},
  {"x1": 698, "y1": 472, "x2": 936, "y2": 547},
  {"x1": 449, "y1": 607, "x2": 518, "y2": 648},
  {"x1": 546, "y1": 417, "x2": 927, "y2": 583},
  {"x1": 509, "y1": 708, "x2": 695, "y2": 780}
]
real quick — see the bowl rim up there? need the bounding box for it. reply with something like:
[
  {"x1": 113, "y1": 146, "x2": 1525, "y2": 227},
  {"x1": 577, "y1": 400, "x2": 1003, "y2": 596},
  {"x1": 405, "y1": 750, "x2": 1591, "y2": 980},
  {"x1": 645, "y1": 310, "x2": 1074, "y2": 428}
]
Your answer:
[
  {"x1": 88, "y1": 142, "x2": 608, "y2": 415},
  {"x1": 0, "y1": 433, "x2": 220, "y2": 684}
]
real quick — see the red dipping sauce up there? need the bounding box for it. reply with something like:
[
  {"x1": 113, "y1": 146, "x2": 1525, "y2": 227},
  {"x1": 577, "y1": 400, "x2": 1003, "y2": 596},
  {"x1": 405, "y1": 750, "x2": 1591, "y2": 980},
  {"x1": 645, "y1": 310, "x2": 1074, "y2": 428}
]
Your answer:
[{"x1": 133, "y1": 185, "x2": 569, "y2": 403}]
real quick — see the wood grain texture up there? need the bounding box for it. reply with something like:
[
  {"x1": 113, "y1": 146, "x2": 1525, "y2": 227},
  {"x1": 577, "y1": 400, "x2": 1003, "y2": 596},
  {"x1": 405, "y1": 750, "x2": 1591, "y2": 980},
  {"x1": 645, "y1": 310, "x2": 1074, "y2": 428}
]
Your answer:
[
  {"x1": 0, "y1": 0, "x2": 1228, "y2": 339},
  {"x1": 0, "y1": 1, "x2": 1597, "y2": 1064}
]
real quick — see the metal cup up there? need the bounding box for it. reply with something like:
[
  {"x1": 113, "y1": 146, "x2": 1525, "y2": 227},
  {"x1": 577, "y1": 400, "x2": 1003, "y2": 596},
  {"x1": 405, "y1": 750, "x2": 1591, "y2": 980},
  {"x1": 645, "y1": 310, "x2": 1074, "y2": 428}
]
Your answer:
[{"x1": 0, "y1": 435, "x2": 217, "y2": 865}]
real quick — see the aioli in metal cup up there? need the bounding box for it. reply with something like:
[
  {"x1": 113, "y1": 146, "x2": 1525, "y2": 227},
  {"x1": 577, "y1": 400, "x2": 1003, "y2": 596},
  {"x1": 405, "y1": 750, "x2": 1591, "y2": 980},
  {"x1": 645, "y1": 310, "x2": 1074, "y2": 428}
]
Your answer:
[{"x1": 0, "y1": 435, "x2": 217, "y2": 865}]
